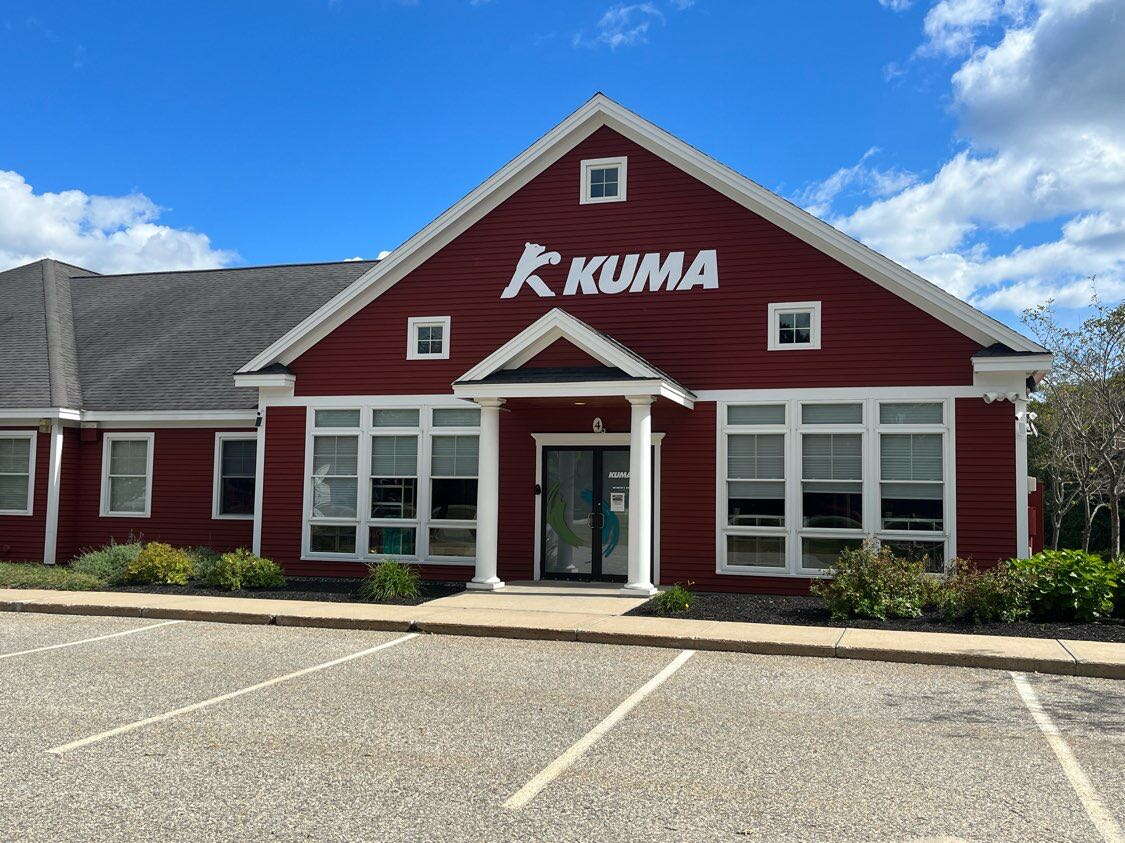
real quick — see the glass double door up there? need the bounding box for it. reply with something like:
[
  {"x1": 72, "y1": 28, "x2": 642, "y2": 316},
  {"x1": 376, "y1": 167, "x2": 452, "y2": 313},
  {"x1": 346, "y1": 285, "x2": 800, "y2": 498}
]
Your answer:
[{"x1": 541, "y1": 447, "x2": 632, "y2": 582}]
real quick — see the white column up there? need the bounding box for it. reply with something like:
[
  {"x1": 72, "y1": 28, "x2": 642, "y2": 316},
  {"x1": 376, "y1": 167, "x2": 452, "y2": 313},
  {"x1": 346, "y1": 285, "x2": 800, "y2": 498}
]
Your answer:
[
  {"x1": 42, "y1": 421, "x2": 64, "y2": 565},
  {"x1": 1015, "y1": 397, "x2": 1030, "y2": 558},
  {"x1": 251, "y1": 407, "x2": 267, "y2": 557},
  {"x1": 623, "y1": 396, "x2": 657, "y2": 596},
  {"x1": 468, "y1": 398, "x2": 505, "y2": 591}
]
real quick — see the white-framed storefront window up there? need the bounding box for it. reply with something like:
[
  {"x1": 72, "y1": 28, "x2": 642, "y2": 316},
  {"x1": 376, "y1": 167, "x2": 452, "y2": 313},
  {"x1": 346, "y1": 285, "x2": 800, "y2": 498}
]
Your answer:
[
  {"x1": 718, "y1": 396, "x2": 954, "y2": 577},
  {"x1": 303, "y1": 403, "x2": 481, "y2": 565}
]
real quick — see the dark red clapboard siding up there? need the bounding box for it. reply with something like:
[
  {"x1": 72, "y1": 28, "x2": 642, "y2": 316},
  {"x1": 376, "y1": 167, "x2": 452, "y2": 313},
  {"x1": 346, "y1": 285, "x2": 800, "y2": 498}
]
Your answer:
[
  {"x1": 260, "y1": 407, "x2": 306, "y2": 567},
  {"x1": 72, "y1": 428, "x2": 254, "y2": 553},
  {"x1": 0, "y1": 428, "x2": 49, "y2": 561},
  {"x1": 522, "y1": 339, "x2": 604, "y2": 368},
  {"x1": 55, "y1": 426, "x2": 82, "y2": 561},
  {"x1": 289, "y1": 126, "x2": 982, "y2": 394},
  {"x1": 956, "y1": 398, "x2": 1016, "y2": 564}
]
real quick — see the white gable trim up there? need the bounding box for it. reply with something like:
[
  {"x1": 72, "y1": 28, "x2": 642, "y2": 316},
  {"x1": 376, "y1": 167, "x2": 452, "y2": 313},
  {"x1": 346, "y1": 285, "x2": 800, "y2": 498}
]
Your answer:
[
  {"x1": 238, "y1": 94, "x2": 1045, "y2": 374},
  {"x1": 458, "y1": 308, "x2": 662, "y2": 382}
]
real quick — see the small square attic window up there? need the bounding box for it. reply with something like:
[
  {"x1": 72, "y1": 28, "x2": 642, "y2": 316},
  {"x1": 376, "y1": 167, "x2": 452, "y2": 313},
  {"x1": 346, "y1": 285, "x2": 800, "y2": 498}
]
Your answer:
[
  {"x1": 407, "y1": 316, "x2": 451, "y2": 360},
  {"x1": 580, "y1": 157, "x2": 627, "y2": 204},
  {"x1": 767, "y1": 301, "x2": 821, "y2": 351}
]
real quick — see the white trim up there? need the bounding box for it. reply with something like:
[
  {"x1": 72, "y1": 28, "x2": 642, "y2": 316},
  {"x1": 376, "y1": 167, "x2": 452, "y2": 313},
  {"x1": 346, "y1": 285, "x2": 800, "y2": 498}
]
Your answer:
[
  {"x1": 579, "y1": 156, "x2": 627, "y2": 205},
  {"x1": 236, "y1": 94, "x2": 1044, "y2": 375},
  {"x1": 697, "y1": 385, "x2": 984, "y2": 402},
  {"x1": 252, "y1": 410, "x2": 267, "y2": 555},
  {"x1": 531, "y1": 432, "x2": 663, "y2": 585},
  {"x1": 0, "y1": 407, "x2": 81, "y2": 421},
  {"x1": 99, "y1": 432, "x2": 155, "y2": 518},
  {"x1": 263, "y1": 393, "x2": 476, "y2": 409},
  {"x1": 454, "y1": 378, "x2": 694, "y2": 409},
  {"x1": 767, "y1": 301, "x2": 821, "y2": 351},
  {"x1": 212, "y1": 432, "x2": 258, "y2": 521},
  {"x1": 971, "y1": 354, "x2": 1053, "y2": 374},
  {"x1": 716, "y1": 395, "x2": 956, "y2": 578},
  {"x1": 460, "y1": 308, "x2": 660, "y2": 381},
  {"x1": 1015, "y1": 398, "x2": 1030, "y2": 558},
  {"x1": 0, "y1": 430, "x2": 37, "y2": 517},
  {"x1": 233, "y1": 373, "x2": 295, "y2": 389},
  {"x1": 42, "y1": 422, "x2": 64, "y2": 562},
  {"x1": 406, "y1": 315, "x2": 452, "y2": 361}
]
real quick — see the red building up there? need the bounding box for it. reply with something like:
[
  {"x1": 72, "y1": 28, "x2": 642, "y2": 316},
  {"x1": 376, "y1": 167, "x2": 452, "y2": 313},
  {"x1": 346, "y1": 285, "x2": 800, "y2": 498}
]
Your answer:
[{"x1": 0, "y1": 96, "x2": 1051, "y2": 594}]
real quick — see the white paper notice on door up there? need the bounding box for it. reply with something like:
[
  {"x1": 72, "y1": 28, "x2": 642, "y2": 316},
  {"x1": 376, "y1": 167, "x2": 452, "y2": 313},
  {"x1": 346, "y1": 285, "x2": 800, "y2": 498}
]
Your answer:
[{"x1": 609, "y1": 492, "x2": 626, "y2": 512}]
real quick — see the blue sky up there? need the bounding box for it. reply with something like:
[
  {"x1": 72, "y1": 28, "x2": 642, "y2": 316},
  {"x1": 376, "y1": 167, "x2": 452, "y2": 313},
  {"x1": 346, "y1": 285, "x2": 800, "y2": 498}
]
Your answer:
[{"x1": 2, "y1": 0, "x2": 1122, "y2": 333}]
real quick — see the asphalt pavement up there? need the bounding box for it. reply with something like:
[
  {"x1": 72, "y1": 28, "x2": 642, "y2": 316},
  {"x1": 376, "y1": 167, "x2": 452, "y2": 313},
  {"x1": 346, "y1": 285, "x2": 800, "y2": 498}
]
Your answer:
[{"x1": 1, "y1": 612, "x2": 1121, "y2": 842}]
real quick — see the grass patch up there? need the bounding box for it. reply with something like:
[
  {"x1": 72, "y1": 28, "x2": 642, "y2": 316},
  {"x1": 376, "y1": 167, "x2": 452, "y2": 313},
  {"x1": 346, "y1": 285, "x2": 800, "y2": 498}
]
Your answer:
[
  {"x1": 651, "y1": 583, "x2": 694, "y2": 615},
  {"x1": 0, "y1": 561, "x2": 106, "y2": 591}
]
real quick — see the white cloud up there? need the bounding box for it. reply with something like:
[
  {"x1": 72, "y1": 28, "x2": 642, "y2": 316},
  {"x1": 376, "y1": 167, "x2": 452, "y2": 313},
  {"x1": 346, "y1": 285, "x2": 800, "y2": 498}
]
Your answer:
[
  {"x1": 0, "y1": 170, "x2": 236, "y2": 274},
  {"x1": 879, "y1": 0, "x2": 915, "y2": 10},
  {"x1": 573, "y1": 0, "x2": 693, "y2": 49},
  {"x1": 806, "y1": 0, "x2": 1125, "y2": 313},
  {"x1": 796, "y1": 148, "x2": 917, "y2": 218}
]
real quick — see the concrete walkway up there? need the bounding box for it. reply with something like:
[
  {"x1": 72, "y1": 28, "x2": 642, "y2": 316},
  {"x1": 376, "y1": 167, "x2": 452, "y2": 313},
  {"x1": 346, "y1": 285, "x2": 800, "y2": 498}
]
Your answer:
[{"x1": 0, "y1": 586, "x2": 1122, "y2": 679}]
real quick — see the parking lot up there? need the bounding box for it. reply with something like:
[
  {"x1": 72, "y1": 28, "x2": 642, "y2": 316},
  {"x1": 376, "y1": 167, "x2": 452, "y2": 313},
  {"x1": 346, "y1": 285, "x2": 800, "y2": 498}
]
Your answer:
[{"x1": 1, "y1": 612, "x2": 1122, "y2": 842}]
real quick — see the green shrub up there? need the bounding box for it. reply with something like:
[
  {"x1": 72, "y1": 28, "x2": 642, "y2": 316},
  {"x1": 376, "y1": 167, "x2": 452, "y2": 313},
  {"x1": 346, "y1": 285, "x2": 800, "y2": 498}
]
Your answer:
[
  {"x1": 70, "y1": 540, "x2": 143, "y2": 584},
  {"x1": 197, "y1": 548, "x2": 286, "y2": 591},
  {"x1": 358, "y1": 561, "x2": 420, "y2": 602},
  {"x1": 651, "y1": 583, "x2": 694, "y2": 615},
  {"x1": 811, "y1": 542, "x2": 928, "y2": 621},
  {"x1": 938, "y1": 559, "x2": 1030, "y2": 624},
  {"x1": 0, "y1": 561, "x2": 105, "y2": 591},
  {"x1": 121, "y1": 542, "x2": 194, "y2": 586},
  {"x1": 1108, "y1": 556, "x2": 1125, "y2": 619},
  {"x1": 1010, "y1": 549, "x2": 1117, "y2": 622}
]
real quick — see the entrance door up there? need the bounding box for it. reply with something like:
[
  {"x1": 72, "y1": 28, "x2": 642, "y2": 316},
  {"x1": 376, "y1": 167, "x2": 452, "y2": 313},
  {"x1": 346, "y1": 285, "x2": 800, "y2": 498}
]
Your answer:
[{"x1": 541, "y1": 447, "x2": 632, "y2": 582}]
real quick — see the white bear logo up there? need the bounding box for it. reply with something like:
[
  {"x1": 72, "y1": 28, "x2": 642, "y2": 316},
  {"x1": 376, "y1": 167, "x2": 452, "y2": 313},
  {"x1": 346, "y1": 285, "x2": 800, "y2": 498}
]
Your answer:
[{"x1": 500, "y1": 242, "x2": 562, "y2": 299}]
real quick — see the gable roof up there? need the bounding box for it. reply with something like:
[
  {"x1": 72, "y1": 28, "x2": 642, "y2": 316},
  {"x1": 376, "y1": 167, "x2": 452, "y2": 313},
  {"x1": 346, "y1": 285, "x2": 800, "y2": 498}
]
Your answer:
[
  {"x1": 238, "y1": 93, "x2": 1046, "y2": 375},
  {"x1": 0, "y1": 259, "x2": 377, "y2": 412},
  {"x1": 0, "y1": 259, "x2": 96, "y2": 409},
  {"x1": 453, "y1": 308, "x2": 695, "y2": 407}
]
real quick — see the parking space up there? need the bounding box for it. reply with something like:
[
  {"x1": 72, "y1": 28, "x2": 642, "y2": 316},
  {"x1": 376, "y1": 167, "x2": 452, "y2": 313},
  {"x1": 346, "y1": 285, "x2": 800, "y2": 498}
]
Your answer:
[{"x1": 1, "y1": 612, "x2": 1121, "y2": 842}]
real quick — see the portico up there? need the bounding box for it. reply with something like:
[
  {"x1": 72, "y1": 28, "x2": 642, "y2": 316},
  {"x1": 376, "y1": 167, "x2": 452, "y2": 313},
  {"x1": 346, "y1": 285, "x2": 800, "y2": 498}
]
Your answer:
[{"x1": 452, "y1": 308, "x2": 695, "y2": 597}]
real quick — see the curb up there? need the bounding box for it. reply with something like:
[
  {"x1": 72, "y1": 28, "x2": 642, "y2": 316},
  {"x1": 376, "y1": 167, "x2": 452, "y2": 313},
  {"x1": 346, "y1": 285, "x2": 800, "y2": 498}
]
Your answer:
[{"x1": 0, "y1": 593, "x2": 1121, "y2": 680}]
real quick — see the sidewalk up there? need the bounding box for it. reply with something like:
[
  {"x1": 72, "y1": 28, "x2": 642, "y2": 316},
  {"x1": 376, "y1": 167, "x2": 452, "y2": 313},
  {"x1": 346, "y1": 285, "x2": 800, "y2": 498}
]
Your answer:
[{"x1": 1, "y1": 587, "x2": 1122, "y2": 679}]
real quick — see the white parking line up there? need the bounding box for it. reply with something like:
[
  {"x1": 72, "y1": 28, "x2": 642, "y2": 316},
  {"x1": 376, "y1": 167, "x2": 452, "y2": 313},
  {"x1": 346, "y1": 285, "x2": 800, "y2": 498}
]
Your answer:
[
  {"x1": 0, "y1": 620, "x2": 183, "y2": 660},
  {"x1": 504, "y1": 649, "x2": 695, "y2": 811},
  {"x1": 47, "y1": 632, "x2": 419, "y2": 755},
  {"x1": 1010, "y1": 671, "x2": 1123, "y2": 843}
]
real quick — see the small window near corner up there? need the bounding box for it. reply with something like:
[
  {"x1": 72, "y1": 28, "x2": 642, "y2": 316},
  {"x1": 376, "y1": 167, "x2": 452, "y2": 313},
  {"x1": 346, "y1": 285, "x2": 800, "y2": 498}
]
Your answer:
[
  {"x1": 767, "y1": 301, "x2": 821, "y2": 351},
  {"x1": 407, "y1": 316, "x2": 451, "y2": 360},
  {"x1": 580, "y1": 157, "x2": 627, "y2": 204}
]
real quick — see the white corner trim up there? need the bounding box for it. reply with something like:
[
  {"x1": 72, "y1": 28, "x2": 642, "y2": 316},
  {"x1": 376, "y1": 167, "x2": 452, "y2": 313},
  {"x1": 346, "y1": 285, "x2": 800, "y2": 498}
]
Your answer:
[
  {"x1": 766, "y1": 301, "x2": 822, "y2": 351},
  {"x1": 99, "y1": 432, "x2": 155, "y2": 518},
  {"x1": 252, "y1": 409, "x2": 267, "y2": 555},
  {"x1": 458, "y1": 308, "x2": 661, "y2": 382},
  {"x1": 0, "y1": 430, "x2": 37, "y2": 517},
  {"x1": 212, "y1": 431, "x2": 258, "y2": 521},
  {"x1": 406, "y1": 315, "x2": 452, "y2": 361},
  {"x1": 579, "y1": 156, "x2": 627, "y2": 204},
  {"x1": 42, "y1": 422, "x2": 64, "y2": 562},
  {"x1": 233, "y1": 94, "x2": 1044, "y2": 375}
]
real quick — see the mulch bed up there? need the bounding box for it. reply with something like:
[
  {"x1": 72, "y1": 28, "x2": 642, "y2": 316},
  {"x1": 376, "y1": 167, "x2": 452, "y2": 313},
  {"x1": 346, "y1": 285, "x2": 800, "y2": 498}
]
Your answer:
[
  {"x1": 105, "y1": 577, "x2": 464, "y2": 606},
  {"x1": 627, "y1": 591, "x2": 1125, "y2": 643}
]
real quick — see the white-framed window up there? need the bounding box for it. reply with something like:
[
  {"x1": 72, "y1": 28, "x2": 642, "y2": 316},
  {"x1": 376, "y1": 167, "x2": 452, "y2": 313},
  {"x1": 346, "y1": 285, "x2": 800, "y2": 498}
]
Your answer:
[
  {"x1": 0, "y1": 431, "x2": 36, "y2": 516},
  {"x1": 212, "y1": 432, "x2": 257, "y2": 520},
  {"x1": 407, "y1": 316, "x2": 451, "y2": 360},
  {"x1": 767, "y1": 301, "x2": 821, "y2": 351},
  {"x1": 718, "y1": 397, "x2": 954, "y2": 577},
  {"x1": 100, "y1": 433, "x2": 154, "y2": 518},
  {"x1": 579, "y1": 156, "x2": 627, "y2": 204},
  {"x1": 303, "y1": 404, "x2": 481, "y2": 564}
]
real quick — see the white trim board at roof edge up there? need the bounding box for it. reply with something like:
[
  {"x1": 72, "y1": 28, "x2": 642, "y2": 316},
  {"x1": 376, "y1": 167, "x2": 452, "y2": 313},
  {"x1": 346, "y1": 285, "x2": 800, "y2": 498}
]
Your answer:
[{"x1": 236, "y1": 94, "x2": 1045, "y2": 375}]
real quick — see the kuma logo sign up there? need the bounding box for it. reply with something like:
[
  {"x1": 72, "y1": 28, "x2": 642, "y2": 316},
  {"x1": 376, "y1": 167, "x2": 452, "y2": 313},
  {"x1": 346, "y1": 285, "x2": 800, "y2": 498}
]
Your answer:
[{"x1": 500, "y1": 242, "x2": 718, "y2": 299}]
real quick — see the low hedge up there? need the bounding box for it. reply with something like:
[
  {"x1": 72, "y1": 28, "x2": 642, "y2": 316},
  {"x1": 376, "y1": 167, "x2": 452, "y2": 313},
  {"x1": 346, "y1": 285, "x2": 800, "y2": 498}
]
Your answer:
[{"x1": 0, "y1": 561, "x2": 106, "y2": 591}]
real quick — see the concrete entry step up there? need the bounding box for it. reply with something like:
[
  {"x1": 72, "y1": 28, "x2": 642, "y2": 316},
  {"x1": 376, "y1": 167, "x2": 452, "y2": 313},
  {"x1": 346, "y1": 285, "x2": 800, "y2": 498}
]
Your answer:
[{"x1": 422, "y1": 580, "x2": 650, "y2": 616}]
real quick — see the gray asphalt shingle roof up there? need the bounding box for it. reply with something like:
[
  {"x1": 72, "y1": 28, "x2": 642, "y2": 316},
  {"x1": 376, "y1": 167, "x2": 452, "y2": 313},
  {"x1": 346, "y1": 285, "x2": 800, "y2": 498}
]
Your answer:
[{"x1": 0, "y1": 259, "x2": 376, "y2": 411}]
